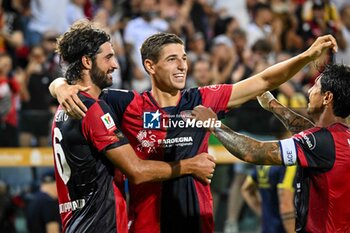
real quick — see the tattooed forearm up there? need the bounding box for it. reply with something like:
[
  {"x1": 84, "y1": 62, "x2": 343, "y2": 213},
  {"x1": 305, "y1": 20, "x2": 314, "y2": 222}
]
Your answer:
[
  {"x1": 270, "y1": 100, "x2": 314, "y2": 134},
  {"x1": 213, "y1": 124, "x2": 283, "y2": 165}
]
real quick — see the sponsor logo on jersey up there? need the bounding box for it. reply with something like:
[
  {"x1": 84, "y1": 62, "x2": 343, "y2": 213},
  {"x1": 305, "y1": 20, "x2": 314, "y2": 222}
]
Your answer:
[
  {"x1": 143, "y1": 110, "x2": 221, "y2": 129},
  {"x1": 179, "y1": 110, "x2": 192, "y2": 121},
  {"x1": 59, "y1": 199, "x2": 86, "y2": 214},
  {"x1": 101, "y1": 113, "x2": 115, "y2": 130},
  {"x1": 157, "y1": 136, "x2": 193, "y2": 148},
  {"x1": 164, "y1": 117, "x2": 220, "y2": 129},
  {"x1": 136, "y1": 130, "x2": 157, "y2": 153},
  {"x1": 143, "y1": 110, "x2": 161, "y2": 129},
  {"x1": 298, "y1": 130, "x2": 316, "y2": 150},
  {"x1": 136, "y1": 130, "x2": 194, "y2": 153}
]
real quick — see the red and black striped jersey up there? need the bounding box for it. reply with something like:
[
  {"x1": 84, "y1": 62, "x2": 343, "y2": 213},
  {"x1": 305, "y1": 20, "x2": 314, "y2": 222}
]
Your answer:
[
  {"x1": 102, "y1": 84, "x2": 233, "y2": 233},
  {"x1": 51, "y1": 92, "x2": 128, "y2": 233},
  {"x1": 280, "y1": 123, "x2": 350, "y2": 232}
]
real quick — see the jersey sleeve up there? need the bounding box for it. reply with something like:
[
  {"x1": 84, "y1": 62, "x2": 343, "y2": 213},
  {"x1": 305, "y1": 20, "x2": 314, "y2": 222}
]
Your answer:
[
  {"x1": 82, "y1": 100, "x2": 129, "y2": 152},
  {"x1": 279, "y1": 128, "x2": 335, "y2": 170},
  {"x1": 198, "y1": 84, "x2": 232, "y2": 118}
]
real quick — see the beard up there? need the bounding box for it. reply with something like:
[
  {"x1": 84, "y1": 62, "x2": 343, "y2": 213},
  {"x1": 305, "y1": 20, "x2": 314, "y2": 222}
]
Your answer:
[
  {"x1": 306, "y1": 104, "x2": 324, "y2": 118},
  {"x1": 90, "y1": 61, "x2": 113, "y2": 90}
]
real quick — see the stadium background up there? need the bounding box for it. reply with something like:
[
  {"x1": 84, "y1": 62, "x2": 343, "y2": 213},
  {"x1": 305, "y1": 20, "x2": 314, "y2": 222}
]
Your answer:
[{"x1": 1, "y1": 0, "x2": 350, "y2": 232}]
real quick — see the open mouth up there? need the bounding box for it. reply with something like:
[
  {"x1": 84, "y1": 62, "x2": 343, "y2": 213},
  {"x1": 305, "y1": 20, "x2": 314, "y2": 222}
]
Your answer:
[{"x1": 173, "y1": 73, "x2": 185, "y2": 81}]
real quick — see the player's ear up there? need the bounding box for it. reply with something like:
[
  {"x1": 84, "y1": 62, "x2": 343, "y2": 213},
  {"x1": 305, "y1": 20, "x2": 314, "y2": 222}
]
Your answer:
[
  {"x1": 144, "y1": 59, "x2": 155, "y2": 75},
  {"x1": 81, "y1": 55, "x2": 92, "y2": 69},
  {"x1": 323, "y1": 91, "x2": 333, "y2": 105}
]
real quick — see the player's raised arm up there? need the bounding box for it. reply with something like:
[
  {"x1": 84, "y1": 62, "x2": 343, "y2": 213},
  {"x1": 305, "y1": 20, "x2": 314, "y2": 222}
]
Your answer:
[
  {"x1": 49, "y1": 77, "x2": 89, "y2": 118},
  {"x1": 257, "y1": 91, "x2": 315, "y2": 134},
  {"x1": 226, "y1": 35, "x2": 338, "y2": 108}
]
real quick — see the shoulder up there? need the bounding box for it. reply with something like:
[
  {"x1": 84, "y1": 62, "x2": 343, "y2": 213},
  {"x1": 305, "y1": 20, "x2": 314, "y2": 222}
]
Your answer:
[
  {"x1": 292, "y1": 127, "x2": 336, "y2": 169},
  {"x1": 102, "y1": 88, "x2": 134, "y2": 98},
  {"x1": 327, "y1": 123, "x2": 349, "y2": 132},
  {"x1": 294, "y1": 127, "x2": 333, "y2": 148},
  {"x1": 101, "y1": 89, "x2": 135, "y2": 104},
  {"x1": 78, "y1": 93, "x2": 112, "y2": 116},
  {"x1": 181, "y1": 87, "x2": 200, "y2": 96},
  {"x1": 197, "y1": 84, "x2": 232, "y2": 95},
  {"x1": 78, "y1": 92, "x2": 98, "y2": 110}
]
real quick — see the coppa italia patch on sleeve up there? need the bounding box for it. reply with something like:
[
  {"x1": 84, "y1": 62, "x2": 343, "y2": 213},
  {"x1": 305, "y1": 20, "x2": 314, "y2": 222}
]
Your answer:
[{"x1": 100, "y1": 113, "x2": 115, "y2": 130}]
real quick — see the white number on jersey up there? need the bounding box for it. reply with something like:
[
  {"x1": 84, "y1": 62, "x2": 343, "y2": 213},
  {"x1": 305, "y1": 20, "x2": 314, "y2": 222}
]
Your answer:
[{"x1": 53, "y1": 127, "x2": 71, "y2": 184}]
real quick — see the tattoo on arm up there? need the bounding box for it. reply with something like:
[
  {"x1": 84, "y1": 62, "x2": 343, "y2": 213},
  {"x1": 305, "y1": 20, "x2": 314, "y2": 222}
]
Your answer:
[
  {"x1": 213, "y1": 124, "x2": 283, "y2": 165},
  {"x1": 270, "y1": 100, "x2": 314, "y2": 134},
  {"x1": 281, "y1": 211, "x2": 296, "y2": 221}
]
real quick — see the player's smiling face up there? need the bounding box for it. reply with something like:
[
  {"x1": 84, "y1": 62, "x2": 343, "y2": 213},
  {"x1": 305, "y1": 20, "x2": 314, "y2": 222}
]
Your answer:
[
  {"x1": 91, "y1": 42, "x2": 118, "y2": 89},
  {"x1": 151, "y1": 43, "x2": 187, "y2": 93}
]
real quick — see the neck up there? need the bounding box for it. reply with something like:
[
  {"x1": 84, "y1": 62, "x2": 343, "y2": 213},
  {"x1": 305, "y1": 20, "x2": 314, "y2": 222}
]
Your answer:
[
  {"x1": 77, "y1": 78, "x2": 101, "y2": 99},
  {"x1": 150, "y1": 86, "x2": 180, "y2": 108},
  {"x1": 313, "y1": 107, "x2": 346, "y2": 127}
]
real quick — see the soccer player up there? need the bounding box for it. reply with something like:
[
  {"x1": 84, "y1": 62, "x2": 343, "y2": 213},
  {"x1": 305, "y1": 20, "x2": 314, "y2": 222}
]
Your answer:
[
  {"x1": 50, "y1": 33, "x2": 337, "y2": 233},
  {"x1": 241, "y1": 117, "x2": 296, "y2": 233},
  {"x1": 52, "y1": 20, "x2": 215, "y2": 233},
  {"x1": 192, "y1": 63, "x2": 350, "y2": 232}
]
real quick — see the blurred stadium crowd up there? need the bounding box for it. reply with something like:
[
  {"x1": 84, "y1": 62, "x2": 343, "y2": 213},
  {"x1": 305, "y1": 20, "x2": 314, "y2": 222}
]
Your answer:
[{"x1": 0, "y1": 0, "x2": 350, "y2": 232}]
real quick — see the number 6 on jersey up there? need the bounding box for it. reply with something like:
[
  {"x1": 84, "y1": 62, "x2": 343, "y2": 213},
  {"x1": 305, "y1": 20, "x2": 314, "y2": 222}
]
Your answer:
[{"x1": 53, "y1": 127, "x2": 71, "y2": 184}]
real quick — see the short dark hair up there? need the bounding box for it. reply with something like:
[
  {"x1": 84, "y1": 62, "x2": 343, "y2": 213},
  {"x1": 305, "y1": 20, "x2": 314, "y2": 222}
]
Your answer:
[
  {"x1": 56, "y1": 20, "x2": 110, "y2": 84},
  {"x1": 320, "y1": 64, "x2": 350, "y2": 118},
  {"x1": 140, "y1": 33, "x2": 184, "y2": 72}
]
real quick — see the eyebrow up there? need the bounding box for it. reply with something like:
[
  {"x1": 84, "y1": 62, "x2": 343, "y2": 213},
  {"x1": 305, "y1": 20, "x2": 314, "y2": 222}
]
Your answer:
[
  {"x1": 104, "y1": 52, "x2": 115, "y2": 58},
  {"x1": 165, "y1": 53, "x2": 187, "y2": 59}
]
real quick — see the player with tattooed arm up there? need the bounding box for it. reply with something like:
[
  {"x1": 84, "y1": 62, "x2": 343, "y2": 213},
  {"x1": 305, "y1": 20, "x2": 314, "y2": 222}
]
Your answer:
[{"x1": 192, "y1": 64, "x2": 350, "y2": 232}]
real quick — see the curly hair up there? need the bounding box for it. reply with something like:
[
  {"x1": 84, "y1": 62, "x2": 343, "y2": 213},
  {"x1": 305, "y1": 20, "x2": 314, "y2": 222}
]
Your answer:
[
  {"x1": 320, "y1": 64, "x2": 350, "y2": 118},
  {"x1": 56, "y1": 19, "x2": 110, "y2": 84}
]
